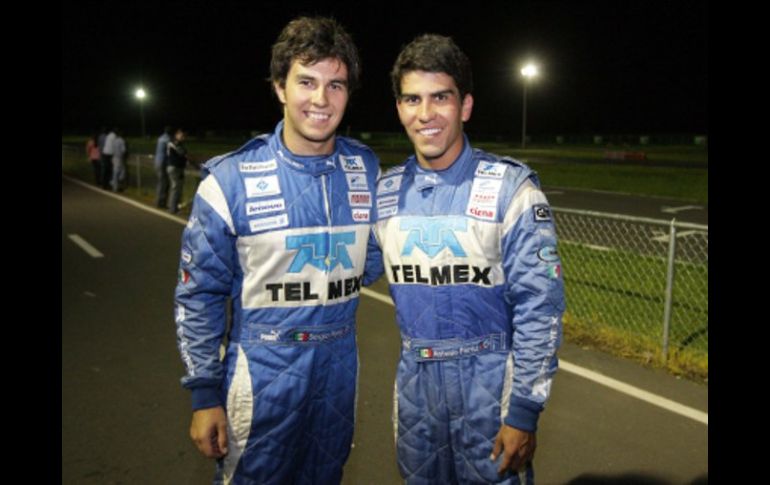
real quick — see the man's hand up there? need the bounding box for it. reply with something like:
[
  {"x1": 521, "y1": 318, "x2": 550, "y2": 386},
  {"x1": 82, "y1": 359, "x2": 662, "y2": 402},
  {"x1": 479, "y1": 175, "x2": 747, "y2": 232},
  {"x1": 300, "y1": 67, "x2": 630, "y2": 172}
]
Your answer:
[
  {"x1": 190, "y1": 406, "x2": 229, "y2": 459},
  {"x1": 490, "y1": 424, "x2": 536, "y2": 475}
]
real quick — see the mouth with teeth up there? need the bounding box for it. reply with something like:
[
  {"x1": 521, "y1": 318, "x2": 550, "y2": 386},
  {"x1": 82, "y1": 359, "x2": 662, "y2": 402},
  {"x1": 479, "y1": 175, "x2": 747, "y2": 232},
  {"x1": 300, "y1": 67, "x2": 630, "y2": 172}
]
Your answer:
[
  {"x1": 306, "y1": 111, "x2": 332, "y2": 122},
  {"x1": 418, "y1": 127, "x2": 442, "y2": 137}
]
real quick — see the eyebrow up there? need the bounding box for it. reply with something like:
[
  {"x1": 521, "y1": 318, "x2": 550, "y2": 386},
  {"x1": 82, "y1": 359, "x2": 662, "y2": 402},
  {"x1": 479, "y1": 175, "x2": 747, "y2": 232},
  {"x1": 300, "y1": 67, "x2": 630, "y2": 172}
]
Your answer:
[
  {"x1": 400, "y1": 89, "x2": 455, "y2": 99},
  {"x1": 295, "y1": 74, "x2": 348, "y2": 86}
]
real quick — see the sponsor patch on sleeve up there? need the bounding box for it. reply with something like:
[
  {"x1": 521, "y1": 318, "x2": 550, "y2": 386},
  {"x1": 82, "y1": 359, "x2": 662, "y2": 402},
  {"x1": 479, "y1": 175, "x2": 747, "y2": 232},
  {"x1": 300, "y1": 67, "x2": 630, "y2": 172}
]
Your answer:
[
  {"x1": 537, "y1": 245, "x2": 559, "y2": 262},
  {"x1": 533, "y1": 204, "x2": 552, "y2": 222},
  {"x1": 181, "y1": 247, "x2": 192, "y2": 264}
]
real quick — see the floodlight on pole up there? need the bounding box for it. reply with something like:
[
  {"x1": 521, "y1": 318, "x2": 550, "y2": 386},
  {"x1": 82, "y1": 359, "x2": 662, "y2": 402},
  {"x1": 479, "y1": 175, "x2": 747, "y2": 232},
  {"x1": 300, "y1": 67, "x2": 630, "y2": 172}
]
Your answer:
[
  {"x1": 135, "y1": 87, "x2": 147, "y2": 138},
  {"x1": 520, "y1": 64, "x2": 538, "y2": 149}
]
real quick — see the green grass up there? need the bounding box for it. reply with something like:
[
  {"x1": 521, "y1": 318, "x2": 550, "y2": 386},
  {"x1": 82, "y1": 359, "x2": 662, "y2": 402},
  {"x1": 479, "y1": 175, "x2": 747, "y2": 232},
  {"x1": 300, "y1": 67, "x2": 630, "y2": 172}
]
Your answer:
[
  {"x1": 528, "y1": 161, "x2": 708, "y2": 204},
  {"x1": 559, "y1": 240, "x2": 708, "y2": 381}
]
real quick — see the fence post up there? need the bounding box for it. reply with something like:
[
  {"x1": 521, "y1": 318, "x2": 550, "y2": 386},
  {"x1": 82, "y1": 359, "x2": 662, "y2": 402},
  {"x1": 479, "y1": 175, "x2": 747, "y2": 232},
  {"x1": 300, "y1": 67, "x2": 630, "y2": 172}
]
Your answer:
[
  {"x1": 662, "y1": 218, "x2": 677, "y2": 364},
  {"x1": 135, "y1": 155, "x2": 142, "y2": 193}
]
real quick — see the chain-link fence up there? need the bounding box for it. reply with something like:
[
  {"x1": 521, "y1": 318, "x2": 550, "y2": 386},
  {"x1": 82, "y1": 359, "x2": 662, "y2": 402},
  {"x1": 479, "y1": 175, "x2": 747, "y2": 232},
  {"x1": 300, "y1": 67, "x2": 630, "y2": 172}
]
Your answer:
[{"x1": 553, "y1": 207, "x2": 708, "y2": 379}]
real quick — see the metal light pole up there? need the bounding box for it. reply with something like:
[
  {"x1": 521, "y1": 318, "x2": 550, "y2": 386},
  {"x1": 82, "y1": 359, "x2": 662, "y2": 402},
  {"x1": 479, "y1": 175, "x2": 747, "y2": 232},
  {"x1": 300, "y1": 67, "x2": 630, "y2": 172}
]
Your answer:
[
  {"x1": 520, "y1": 64, "x2": 537, "y2": 149},
  {"x1": 135, "y1": 88, "x2": 147, "y2": 138}
]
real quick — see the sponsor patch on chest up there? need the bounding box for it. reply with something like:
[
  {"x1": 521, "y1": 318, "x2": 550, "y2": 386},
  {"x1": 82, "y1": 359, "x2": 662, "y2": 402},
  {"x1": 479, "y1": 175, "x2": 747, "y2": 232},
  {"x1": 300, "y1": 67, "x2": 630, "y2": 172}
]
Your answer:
[
  {"x1": 245, "y1": 175, "x2": 281, "y2": 198},
  {"x1": 475, "y1": 161, "x2": 507, "y2": 178},
  {"x1": 351, "y1": 208, "x2": 370, "y2": 222},
  {"x1": 239, "y1": 160, "x2": 277, "y2": 173},
  {"x1": 348, "y1": 191, "x2": 372, "y2": 207},
  {"x1": 248, "y1": 213, "x2": 289, "y2": 233},
  {"x1": 340, "y1": 155, "x2": 366, "y2": 172},
  {"x1": 466, "y1": 177, "x2": 503, "y2": 221},
  {"x1": 377, "y1": 175, "x2": 403, "y2": 195},
  {"x1": 345, "y1": 173, "x2": 369, "y2": 191},
  {"x1": 246, "y1": 198, "x2": 285, "y2": 216}
]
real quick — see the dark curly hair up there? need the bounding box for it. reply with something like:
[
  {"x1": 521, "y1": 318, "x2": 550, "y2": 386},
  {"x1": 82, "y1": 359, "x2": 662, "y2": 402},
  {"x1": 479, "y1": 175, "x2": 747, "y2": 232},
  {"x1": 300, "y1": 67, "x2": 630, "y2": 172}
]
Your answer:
[
  {"x1": 270, "y1": 17, "x2": 361, "y2": 93},
  {"x1": 390, "y1": 34, "x2": 473, "y2": 99}
]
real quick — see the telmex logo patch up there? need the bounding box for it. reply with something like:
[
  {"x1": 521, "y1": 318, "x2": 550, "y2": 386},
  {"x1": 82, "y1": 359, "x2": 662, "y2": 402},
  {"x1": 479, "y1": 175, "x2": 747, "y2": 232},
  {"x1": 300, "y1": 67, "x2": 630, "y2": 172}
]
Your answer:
[
  {"x1": 400, "y1": 217, "x2": 467, "y2": 258},
  {"x1": 285, "y1": 232, "x2": 356, "y2": 272}
]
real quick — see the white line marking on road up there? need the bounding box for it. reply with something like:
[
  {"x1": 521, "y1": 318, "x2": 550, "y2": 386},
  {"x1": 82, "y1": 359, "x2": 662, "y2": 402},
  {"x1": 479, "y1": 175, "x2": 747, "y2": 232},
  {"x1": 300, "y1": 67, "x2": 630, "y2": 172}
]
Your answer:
[
  {"x1": 63, "y1": 176, "x2": 188, "y2": 226},
  {"x1": 661, "y1": 205, "x2": 703, "y2": 214},
  {"x1": 360, "y1": 286, "x2": 708, "y2": 426},
  {"x1": 558, "y1": 361, "x2": 707, "y2": 425},
  {"x1": 68, "y1": 234, "x2": 105, "y2": 258},
  {"x1": 361, "y1": 287, "x2": 394, "y2": 305}
]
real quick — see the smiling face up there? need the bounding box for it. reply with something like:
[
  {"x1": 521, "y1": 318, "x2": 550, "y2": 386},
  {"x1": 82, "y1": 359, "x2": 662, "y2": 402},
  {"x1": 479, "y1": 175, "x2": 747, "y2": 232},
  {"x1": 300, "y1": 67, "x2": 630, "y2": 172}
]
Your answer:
[
  {"x1": 274, "y1": 57, "x2": 349, "y2": 156},
  {"x1": 396, "y1": 70, "x2": 473, "y2": 170}
]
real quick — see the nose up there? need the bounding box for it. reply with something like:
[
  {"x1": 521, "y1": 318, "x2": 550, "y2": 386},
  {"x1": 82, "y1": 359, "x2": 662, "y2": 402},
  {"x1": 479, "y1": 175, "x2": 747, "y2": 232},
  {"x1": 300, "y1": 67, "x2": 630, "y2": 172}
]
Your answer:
[
  {"x1": 311, "y1": 86, "x2": 328, "y2": 107},
  {"x1": 417, "y1": 100, "x2": 434, "y2": 122}
]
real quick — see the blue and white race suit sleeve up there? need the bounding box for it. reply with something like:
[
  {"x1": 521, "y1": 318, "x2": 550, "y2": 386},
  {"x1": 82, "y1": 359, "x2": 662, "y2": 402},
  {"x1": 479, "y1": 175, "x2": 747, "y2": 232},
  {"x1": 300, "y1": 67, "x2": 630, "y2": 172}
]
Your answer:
[
  {"x1": 363, "y1": 166, "x2": 385, "y2": 286},
  {"x1": 500, "y1": 177, "x2": 565, "y2": 432},
  {"x1": 174, "y1": 173, "x2": 237, "y2": 410}
]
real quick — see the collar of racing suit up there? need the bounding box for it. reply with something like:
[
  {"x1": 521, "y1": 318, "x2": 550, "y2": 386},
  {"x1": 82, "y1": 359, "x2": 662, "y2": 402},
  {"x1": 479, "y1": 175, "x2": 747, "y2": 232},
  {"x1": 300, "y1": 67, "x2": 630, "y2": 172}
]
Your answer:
[
  {"x1": 412, "y1": 134, "x2": 473, "y2": 192},
  {"x1": 269, "y1": 120, "x2": 338, "y2": 177}
]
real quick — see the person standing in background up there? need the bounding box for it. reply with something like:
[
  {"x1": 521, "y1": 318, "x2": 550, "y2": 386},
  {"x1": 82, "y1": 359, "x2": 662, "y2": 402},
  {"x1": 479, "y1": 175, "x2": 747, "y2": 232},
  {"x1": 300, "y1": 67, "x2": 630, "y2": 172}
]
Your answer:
[
  {"x1": 166, "y1": 128, "x2": 188, "y2": 214},
  {"x1": 101, "y1": 127, "x2": 116, "y2": 190},
  {"x1": 155, "y1": 126, "x2": 172, "y2": 208},
  {"x1": 110, "y1": 128, "x2": 126, "y2": 192},
  {"x1": 85, "y1": 133, "x2": 101, "y2": 185}
]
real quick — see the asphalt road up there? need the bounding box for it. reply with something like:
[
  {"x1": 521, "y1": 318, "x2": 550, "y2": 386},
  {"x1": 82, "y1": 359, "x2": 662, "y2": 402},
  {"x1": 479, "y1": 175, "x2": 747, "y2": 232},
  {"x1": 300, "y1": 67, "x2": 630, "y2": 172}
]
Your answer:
[{"x1": 62, "y1": 177, "x2": 707, "y2": 484}]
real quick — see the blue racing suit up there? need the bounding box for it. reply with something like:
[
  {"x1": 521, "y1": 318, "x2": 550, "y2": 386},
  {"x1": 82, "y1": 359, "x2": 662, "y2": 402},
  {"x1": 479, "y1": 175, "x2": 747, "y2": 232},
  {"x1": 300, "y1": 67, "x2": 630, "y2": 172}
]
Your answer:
[
  {"x1": 372, "y1": 137, "x2": 565, "y2": 484},
  {"x1": 174, "y1": 121, "x2": 381, "y2": 484}
]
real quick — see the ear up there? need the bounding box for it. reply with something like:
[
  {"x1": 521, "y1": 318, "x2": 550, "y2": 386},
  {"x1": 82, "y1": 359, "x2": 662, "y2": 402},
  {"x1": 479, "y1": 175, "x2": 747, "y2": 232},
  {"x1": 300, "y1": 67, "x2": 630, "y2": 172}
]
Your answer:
[
  {"x1": 274, "y1": 81, "x2": 287, "y2": 104},
  {"x1": 461, "y1": 93, "x2": 474, "y2": 122}
]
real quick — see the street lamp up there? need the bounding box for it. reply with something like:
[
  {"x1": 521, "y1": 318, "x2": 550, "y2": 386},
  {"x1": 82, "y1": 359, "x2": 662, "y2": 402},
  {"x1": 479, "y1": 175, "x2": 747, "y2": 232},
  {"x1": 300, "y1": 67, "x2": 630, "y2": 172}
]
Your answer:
[
  {"x1": 135, "y1": 87, "x2": 147, "y2": 138},
  {"x1": 520, "y1": 64, "x2": 538, "y2": 149}
]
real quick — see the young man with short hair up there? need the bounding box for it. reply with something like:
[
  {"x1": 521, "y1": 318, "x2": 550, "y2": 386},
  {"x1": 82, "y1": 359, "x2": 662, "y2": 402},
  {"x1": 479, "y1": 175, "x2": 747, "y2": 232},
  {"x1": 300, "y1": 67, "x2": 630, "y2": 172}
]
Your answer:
[
  {"x1": 373, "y1": 34, "x2": 565, "y2": 484},
  {"x1": 174, "y1": 17, "x2": 381, "y2": 484}
]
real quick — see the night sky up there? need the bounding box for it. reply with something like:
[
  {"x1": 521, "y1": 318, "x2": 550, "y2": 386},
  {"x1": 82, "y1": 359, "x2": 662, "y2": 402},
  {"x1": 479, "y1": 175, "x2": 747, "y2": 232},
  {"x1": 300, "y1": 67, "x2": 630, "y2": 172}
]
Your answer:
[{"x1": 62, "y1": 0, "x2": 708, "y2": 138}]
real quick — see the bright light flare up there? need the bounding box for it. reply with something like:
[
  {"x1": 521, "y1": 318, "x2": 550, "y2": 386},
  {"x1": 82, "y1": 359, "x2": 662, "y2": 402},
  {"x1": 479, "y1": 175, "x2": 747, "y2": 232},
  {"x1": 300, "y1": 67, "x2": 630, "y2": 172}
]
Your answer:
[
  {"x1": 135, "y1": 88, "x2": 146, "y2": 100},
  {"x1": 521, "y1": 64, "x2": 538, "y2": 78}
]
